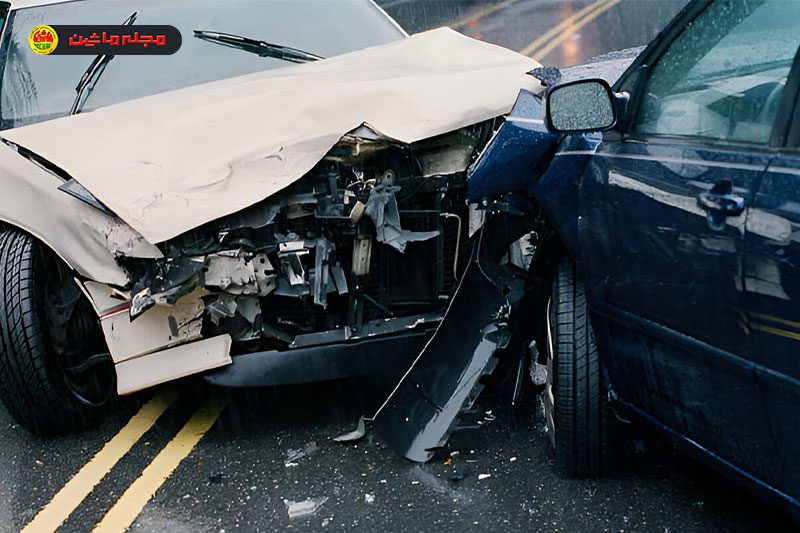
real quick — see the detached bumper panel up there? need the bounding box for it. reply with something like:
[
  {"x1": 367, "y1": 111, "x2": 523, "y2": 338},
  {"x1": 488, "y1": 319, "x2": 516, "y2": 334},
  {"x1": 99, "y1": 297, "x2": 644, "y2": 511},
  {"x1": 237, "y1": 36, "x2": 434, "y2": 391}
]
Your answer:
[{"x1": 204, "y1": 331, "x2": 431, "y2": 387}]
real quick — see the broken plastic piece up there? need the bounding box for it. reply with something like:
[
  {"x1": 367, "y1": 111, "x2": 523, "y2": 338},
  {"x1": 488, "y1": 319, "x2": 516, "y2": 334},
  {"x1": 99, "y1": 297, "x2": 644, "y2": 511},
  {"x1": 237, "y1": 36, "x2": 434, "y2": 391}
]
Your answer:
[
  {"x1": 204, "y1": 252, "x2": 256, "y2": 290},
  {"x1": 371, "y1": 245, "x2": 514, "y2": 461},
  {"x1": 284, "y1": 497, "x2": 328, "y2": 519},
  {"x1": 333, "y1": 416, "x2": 367, "y2": 443},
  {"x1": 371, "y1": 212, "x2": 528, "y2": 462},
  {"x1": 130, "y1": 288, "x2": 155, "y2": 318},
  {"x1": 235, "y1": 296, "x2": 261, "y2": 324},
  {"x1": 349, "y1": 200, "x2": 366, "y2": 224},
  {"x1": 313, "y1": 238, "x2": 336, "y2": 307},
  {"x1": 281, "y1": 254, "x2": 306, "y2": 286},
  {"x1": 509, "y1": 232, "x2": 537, "y2": 272},
  {"x1": 205, "y1": 294, "x2": 238, "y2": 326},
  {"x1": 364, "y1": 185, "x2": 439, "y2": 253}
]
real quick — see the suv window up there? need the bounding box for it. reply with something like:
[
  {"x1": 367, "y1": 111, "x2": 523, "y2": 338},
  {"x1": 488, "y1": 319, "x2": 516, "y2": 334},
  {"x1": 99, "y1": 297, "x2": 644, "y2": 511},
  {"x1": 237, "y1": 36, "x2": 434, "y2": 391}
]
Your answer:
[{"x1": 635, "y1": 0, "x2": 800, "y2": 144}]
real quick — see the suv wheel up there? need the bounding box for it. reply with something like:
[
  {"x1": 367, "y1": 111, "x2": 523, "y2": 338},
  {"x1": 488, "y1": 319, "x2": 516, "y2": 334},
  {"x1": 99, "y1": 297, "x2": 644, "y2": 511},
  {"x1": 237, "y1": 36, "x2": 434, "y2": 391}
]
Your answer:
[
  {"x1": 544, "y1": 257, "x2": 622, "y2": 477},
  {"x1": 0, "y1": 229, "x2": 115, "y2": 435}
]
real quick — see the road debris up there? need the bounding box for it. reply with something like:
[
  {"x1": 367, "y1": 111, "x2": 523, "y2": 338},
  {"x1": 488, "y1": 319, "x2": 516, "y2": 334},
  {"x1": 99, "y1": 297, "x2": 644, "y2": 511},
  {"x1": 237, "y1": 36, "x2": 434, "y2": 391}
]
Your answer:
[
  {"x1": 284, "y1": 497, "x2": 329, "y2": 519},
  {"x1": 450, "y1": 471, "x2": 466, "y2": 482},
  {"x1": 333, "y1": 417, "x2": 367, "y2": 444},
  {"x1": 285, "y1": 442, "x2": 318, "y2": 467}
]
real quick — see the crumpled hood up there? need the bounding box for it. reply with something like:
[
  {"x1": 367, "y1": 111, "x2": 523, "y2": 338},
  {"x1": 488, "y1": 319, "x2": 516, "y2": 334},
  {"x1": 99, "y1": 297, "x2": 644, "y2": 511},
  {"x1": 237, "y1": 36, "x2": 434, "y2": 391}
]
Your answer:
[{"x1": 2, "y1": 28, "x2": 540, "y2": 244}]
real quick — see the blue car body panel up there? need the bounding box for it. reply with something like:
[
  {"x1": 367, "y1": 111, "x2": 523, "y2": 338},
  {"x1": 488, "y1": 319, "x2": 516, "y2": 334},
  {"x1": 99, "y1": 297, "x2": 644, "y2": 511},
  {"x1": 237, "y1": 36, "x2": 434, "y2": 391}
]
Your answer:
[{"x1": 466, "y1": 89, "x2": 556, "y2": 201}]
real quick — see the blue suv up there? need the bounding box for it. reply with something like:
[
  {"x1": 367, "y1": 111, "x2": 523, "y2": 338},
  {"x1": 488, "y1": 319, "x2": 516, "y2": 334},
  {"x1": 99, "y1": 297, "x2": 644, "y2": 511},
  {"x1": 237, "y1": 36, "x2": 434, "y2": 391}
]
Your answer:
[{"x1": 473, "y1": 0, "x2": 800, "y2": 515}]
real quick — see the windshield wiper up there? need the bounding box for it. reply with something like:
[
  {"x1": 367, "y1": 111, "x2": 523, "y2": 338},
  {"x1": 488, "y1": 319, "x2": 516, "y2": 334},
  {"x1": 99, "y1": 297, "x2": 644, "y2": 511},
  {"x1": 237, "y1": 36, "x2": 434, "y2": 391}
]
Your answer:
[
  {"x1": 69, "y1": 11, "x2": 137, "y2": 115},
  {"x1": 193, "y1": 30, "x2": 323, "y2": 63}
]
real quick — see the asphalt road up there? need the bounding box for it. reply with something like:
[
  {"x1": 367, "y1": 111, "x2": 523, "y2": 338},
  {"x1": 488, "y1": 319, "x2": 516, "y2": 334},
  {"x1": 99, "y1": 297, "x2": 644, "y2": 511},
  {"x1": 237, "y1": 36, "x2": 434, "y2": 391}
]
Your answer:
[
  {"x1": 2, "y1": 379, "x2": 796, "y2": 532},
  {"x1": 2, "y1": 1, "x2": 798, "y2": 532}
]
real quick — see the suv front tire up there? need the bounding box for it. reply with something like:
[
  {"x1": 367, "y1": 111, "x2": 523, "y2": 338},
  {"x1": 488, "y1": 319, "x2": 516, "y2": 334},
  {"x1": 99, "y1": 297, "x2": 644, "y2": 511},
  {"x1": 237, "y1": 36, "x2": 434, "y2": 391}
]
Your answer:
[{"x1": 544, "y1": 257, "x2": 623, "y2": 477}]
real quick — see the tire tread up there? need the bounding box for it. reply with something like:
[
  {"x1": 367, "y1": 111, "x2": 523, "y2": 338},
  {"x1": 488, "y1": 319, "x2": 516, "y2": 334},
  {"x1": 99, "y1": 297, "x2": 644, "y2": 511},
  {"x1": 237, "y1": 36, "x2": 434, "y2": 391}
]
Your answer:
[{"x1": 0, "y1": 230, "x2": 102, "y2": 435}]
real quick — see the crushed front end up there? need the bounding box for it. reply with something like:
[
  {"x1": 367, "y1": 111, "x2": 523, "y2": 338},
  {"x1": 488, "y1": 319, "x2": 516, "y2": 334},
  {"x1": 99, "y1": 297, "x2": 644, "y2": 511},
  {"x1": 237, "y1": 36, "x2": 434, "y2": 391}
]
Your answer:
[{"x1": 95, "y1": 123, "x2": 496, "y2": 394}]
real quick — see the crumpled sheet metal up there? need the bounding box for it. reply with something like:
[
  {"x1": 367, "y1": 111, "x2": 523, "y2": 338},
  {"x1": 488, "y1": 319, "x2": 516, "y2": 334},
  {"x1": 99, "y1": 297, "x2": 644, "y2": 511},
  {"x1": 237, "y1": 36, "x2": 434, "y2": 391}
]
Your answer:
[
  {"x1": 364, "y1": 185, "x2": 440, "y2": 253},
  {"x1": 0, "y1": 142, "x2": 160, "y2": 286},
  {"x1": 2, "y1": 28, "x2": 541, "y2": 244}
]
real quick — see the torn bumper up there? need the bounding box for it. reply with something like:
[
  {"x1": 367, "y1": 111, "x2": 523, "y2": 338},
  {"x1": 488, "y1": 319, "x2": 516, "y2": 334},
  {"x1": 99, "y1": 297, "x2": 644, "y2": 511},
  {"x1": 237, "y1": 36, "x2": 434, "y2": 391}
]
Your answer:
[
  {"x1": 371, "y1": 212, "x2": 528, "y2": 462},
  {"x1": 204, "y1": 329, "x2": 430, "y2": 387},
  {"x1": 116, "y1": 335, "x2": 232, "y2": 395}
]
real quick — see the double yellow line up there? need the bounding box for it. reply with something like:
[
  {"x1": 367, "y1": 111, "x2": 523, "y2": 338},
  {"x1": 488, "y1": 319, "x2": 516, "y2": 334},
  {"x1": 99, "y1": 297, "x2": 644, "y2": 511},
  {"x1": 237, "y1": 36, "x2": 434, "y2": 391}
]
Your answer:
[
  {"x1": 749, "y1": 311, "x2": 800, "y2": 342},
  {"x1": 451, "y1": 0, "x2": 522, "y2": 30},
  {"x1": 22, "y1": 389, "x2": 227, "y2": 532},
  {"x1": 519, "y1": 0, "x2": 623, "y2": 60}
]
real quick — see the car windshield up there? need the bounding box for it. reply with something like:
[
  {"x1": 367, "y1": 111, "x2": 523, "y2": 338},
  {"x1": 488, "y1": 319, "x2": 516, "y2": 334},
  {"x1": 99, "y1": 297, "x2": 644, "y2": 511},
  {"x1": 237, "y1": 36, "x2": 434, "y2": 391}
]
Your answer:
[{"x1": 0, "y1": 0, "x2": 404, "y2": 129}]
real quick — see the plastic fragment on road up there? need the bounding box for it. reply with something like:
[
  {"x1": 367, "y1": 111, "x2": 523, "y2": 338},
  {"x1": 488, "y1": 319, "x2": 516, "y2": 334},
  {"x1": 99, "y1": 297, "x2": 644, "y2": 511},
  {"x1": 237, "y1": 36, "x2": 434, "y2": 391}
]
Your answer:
[
  {"x1": 284, "y1": 497, "x2": 329, "y2": 519},
  {"x1": 333, "y1": 416, "x2": 367, "y2": 443},
  {"x1": 285, "y1": 441, "x2": 319, "y2": 466}
]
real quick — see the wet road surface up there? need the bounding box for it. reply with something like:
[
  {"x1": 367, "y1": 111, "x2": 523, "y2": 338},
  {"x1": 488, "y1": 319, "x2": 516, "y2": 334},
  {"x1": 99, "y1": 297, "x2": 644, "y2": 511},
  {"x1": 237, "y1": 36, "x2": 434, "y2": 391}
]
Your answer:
[
  {"x1": 2, "y1": 379, "x2": 796, "y2": 532},
  {"x1": 3, "y1": 1, "x2": 799, "y2": 531},
  {"x1": 380, "y1": 0, "x2": 687, "y2": 66}
]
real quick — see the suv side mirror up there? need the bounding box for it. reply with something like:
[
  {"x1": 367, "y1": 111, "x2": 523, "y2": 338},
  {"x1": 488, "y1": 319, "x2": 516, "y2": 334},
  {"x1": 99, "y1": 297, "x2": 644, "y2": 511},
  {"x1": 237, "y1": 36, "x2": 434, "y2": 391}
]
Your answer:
[{"x1": 545, "y1": 79, "x2": 624, "y2": 133}]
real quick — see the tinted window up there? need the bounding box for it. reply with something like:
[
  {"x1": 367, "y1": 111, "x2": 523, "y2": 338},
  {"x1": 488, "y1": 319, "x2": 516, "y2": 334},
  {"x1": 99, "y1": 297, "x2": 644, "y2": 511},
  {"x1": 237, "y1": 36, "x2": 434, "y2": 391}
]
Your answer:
[
  {"x1": 0, "y1": 0, "x2": 403, "y2": 129},
  {"x1": 635, "y1": 0, "x2": 800, "y2": 144}
]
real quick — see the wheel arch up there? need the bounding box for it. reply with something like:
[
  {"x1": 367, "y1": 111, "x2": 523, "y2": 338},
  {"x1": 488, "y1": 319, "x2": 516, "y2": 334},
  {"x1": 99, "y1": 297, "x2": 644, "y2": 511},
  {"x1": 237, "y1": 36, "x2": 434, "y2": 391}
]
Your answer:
[{"x1": 514, "y1": 216, "x2": 571, "y2": 366}]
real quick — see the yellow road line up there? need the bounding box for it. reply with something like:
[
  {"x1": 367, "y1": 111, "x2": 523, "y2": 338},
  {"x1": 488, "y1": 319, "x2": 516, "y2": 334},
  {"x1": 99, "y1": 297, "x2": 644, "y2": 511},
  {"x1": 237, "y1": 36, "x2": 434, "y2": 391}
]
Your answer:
[
  {"x1": 21, "y1": 389, "x2": 176, "y2": 533},
  {"x1": 518, "y1": 0, "x2": 612, "y2": 57},
  {"x1": 751, "y1": 323, "x2": 800, "y2": 342},
  {"x1": 452, "y1": 0, "x2": 521, "y2": 30},
  {"x1": 531, "y1": 0, "x2": 622, "y2": 61},
  {"x1": 93, "y1": 392, "x2": 229, "y2": 533},
  {"x1": 749, "y1": 311, "x2": 800, "y2": 331}
]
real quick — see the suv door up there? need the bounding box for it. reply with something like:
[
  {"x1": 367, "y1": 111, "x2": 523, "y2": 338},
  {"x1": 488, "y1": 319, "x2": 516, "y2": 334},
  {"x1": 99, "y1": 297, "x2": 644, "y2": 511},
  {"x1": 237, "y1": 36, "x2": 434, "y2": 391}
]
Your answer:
[
  {"x1": 575, "y1": 0, "x2": 800, "y2": 482},
  {"x1": 740, "y1": 53, "x2": 800, "y2": 504}
]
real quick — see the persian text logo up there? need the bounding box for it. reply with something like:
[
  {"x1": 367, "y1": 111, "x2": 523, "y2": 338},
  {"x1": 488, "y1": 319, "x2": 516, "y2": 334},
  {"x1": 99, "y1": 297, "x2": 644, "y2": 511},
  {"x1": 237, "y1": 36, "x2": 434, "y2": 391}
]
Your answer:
[
  {"x1": 30, "y1": 25, "x2": 182, "y2": 55},
  {"x1": 29, "y1": 25, "x2": 59, "y2": 55}
]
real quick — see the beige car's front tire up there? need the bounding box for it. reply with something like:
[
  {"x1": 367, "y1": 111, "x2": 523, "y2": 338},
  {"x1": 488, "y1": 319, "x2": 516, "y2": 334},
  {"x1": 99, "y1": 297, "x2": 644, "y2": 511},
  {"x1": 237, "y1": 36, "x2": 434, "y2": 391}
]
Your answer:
[{"x1": 0, "y1": 229, "x2": 115, "y2": 435}]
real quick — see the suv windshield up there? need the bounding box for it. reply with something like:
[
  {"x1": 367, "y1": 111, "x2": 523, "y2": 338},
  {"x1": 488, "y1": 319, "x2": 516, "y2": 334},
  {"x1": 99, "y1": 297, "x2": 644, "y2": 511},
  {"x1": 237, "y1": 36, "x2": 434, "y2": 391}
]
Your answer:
[{"x1": 0, "y1": 0, "x2": 404, "y2": 129}]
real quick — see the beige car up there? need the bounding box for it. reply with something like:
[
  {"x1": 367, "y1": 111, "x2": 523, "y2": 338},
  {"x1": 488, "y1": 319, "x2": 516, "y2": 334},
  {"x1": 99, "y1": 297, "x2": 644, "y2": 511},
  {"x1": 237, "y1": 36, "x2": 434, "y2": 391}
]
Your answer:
[{"x1": 0, "y1": 0, "x2": 540, "y2": 452}]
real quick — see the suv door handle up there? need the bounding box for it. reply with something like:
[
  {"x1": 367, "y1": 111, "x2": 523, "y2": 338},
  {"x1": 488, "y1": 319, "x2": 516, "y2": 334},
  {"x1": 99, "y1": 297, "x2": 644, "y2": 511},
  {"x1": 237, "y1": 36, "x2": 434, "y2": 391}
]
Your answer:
[{"x1": 697, "y1": 180, "x2": 745, "y2": 217}]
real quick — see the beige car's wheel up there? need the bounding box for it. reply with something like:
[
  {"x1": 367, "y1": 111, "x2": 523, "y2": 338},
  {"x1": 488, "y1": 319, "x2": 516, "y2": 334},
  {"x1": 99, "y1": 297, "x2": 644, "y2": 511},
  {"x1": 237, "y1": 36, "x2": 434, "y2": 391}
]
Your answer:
[{"x1": 0, "y1": 229, "x2": 115, "y2": 435}]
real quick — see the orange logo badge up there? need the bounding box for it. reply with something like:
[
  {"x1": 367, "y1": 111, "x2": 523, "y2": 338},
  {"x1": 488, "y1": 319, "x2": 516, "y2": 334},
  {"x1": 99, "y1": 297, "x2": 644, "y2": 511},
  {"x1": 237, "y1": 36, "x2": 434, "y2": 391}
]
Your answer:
[{"x1": 29, "y1": 25, "x2": 59, "y2": 55}]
